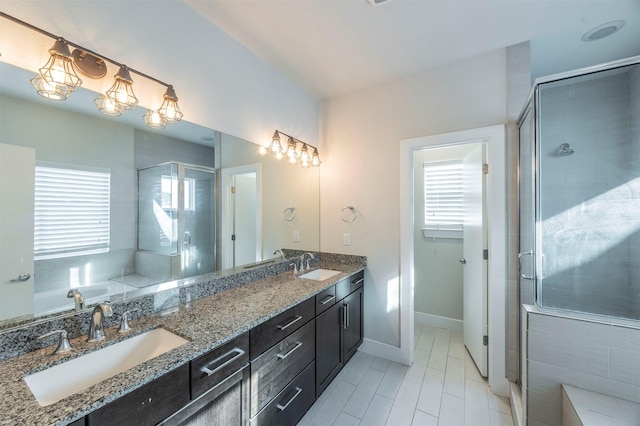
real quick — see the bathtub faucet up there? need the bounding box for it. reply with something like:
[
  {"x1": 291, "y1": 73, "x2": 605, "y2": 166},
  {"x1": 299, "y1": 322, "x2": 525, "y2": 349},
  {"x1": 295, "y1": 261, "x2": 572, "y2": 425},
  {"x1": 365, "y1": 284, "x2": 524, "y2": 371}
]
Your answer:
[{"x1": 67, "y1": 289, "x2": 85, "y2": 312}]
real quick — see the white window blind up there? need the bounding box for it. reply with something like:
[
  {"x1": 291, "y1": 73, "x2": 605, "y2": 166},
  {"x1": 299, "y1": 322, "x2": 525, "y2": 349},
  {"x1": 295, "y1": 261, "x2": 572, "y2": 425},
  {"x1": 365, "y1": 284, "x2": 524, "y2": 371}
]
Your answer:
[
  {"x1": 34, "y1": 163, "x2": 111, "y2": 260},
  {"x1": 423, "y1": 160, "x2": 463, "y2": 238}
]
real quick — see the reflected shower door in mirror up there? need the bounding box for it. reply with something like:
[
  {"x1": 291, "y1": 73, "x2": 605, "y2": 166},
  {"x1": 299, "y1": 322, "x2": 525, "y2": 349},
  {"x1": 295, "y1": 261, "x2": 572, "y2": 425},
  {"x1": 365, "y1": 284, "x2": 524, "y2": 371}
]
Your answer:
[
  {"x1": 0, "y1": 61, "x2": 319, "y2": 325},
  {"x1": 131, "y1": 162, "x2": 216, "y2": 287}
]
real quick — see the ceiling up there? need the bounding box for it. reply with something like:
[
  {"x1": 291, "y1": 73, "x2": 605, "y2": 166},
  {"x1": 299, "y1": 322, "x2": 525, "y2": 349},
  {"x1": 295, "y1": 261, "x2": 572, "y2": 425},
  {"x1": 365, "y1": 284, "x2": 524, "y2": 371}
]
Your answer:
[{"x1": 186, "y1": 0, "x2": 640, "y2": 100}]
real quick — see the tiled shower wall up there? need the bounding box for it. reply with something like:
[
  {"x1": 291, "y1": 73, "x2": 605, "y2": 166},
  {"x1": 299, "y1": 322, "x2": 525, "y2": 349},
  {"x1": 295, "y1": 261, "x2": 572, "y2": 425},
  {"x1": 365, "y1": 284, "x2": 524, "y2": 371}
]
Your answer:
[
  {"x1": 525, "y1": 308, "x2": 640, "y2": 426},
  {"x1": 537, "y1": 68, "x2": 640, "y2": 319}
]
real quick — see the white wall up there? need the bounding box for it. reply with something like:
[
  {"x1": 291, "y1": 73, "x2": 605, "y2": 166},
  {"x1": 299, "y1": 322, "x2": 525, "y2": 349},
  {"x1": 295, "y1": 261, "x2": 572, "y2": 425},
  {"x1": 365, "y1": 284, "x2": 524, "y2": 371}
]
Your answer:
[{"x1": 319, "y1": 49, "x2": 507, "y2": 348}]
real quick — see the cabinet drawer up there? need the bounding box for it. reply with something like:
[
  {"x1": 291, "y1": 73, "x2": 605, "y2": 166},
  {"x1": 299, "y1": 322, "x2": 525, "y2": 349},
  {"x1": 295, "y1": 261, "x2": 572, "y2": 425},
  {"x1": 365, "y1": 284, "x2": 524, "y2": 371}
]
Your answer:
[
  {"x1": 250, "y1": 297, "x2": 314, "y2": 359},
  {"x1": 87, "y1": 364, "x2": 189, "y2": 426},
  {"x1": 250, "y1": 361, "x2": 315, "y2": 426},
  {"x1": 250, "y1": 319, "x2": 315, "y2": 418},
  {"x1": 315, "y1": 285, "x2": 336, "y2": 315},
  {"x1": 336, "y1": 271, "x2": 365, "y2": 300},
  {"x1": 190, "y1": 332, "x2": 249, "y2": 399}
]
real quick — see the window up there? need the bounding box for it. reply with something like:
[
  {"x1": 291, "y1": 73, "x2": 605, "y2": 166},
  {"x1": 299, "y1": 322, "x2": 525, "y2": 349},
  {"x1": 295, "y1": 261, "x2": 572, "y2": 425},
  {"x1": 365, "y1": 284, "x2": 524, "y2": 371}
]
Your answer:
[
  {"x1": 423, "y1": 160, "x2": 463, "y2": 238},
  {"x1": 34, "y1": 163, "x2": 111, "y2": 260},
  {"x1": 160, "y1": 175, "x2": 195, "y2": 211}
]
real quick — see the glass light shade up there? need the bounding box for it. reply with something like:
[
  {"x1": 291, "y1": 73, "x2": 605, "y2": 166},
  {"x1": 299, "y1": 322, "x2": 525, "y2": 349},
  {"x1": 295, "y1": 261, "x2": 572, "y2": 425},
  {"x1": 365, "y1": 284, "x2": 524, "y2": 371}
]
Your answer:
[
  {"x1": 300, "y1": 144, "x2": 311, "y2": 163},
  {"x1": 157, "y1": 86, "x2": 183, "y2": 124},
  {"x1": 275, "y1": 150, "x2": 284, "y2": 161},
  {"x1": 144, "y1": 109, "x2": 168, "y2": 129},
  {"x1": 301, "y1": 159, "x2": 310, "y2": 168},
  {"x1": 257, "y1": 145, "x2": 269, "y2": 156},
  {"x1": 269, "y1": 131, "x2": 282, "y2": 154},
  {"x1": 106, "y1": 66, "x2": 138, "y2": 110},
  {"x1": 288, "y1": 154, "x2": 298, "y2": 165},
  {"x1": 286, "y1": 137, "x2": 298, "y2": 159},
  {"x1": 311, "y1": 148, "x2": 321, "y2": 167},
  {"x1": 30, "y1": 39, "x2": 82, "y2": 100},
  {"x1": 94, "y1": 94, "x2": 124, "y2": 117}
]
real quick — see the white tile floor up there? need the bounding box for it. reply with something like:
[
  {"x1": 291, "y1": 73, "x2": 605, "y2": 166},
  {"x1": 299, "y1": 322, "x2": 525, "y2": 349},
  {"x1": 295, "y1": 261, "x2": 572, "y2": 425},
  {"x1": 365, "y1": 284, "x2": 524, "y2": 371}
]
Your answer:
[{"x1": 299, "y1": 324, "x2": 514, "y2": 426}]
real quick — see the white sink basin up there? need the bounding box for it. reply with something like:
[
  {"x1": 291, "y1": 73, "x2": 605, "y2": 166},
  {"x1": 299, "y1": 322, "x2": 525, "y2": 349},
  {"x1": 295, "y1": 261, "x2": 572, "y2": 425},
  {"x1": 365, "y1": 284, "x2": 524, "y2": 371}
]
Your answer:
[
  {"x1": 24, "y1": 328, "x2": 189, "y2": 407},
  {"x1": 299, "y1": 269, "x2": 341, "y2": 281}
]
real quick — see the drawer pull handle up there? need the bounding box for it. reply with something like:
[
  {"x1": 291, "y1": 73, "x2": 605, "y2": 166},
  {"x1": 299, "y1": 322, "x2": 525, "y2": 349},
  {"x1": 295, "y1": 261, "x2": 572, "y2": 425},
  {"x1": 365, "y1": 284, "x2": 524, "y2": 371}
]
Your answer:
[
  {"x1": 200, "y1": 348, "x2": 246, "y2": 376},
  {"x1": 277, "y1": 315, "x2": 303, "y2": 331},
  {"x1": 277, "y1": 341, "x2": 302, "y2": 360},
  {"x1": 319, "y1": 295, "x2": 336, "y2": 305},
  {"x1": 276, "y1": 387, "x2": 303, "y2": 411},
  {"x1": 352, "y1": 278, "x2": 364, "y2": 286}
]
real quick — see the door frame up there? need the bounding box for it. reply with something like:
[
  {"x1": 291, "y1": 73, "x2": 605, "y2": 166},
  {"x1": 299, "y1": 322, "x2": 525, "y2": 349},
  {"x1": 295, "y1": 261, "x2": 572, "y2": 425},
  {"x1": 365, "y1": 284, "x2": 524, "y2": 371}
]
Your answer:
[{"x1": 400, "y1": 124, "x2": 508, "y2": 396}]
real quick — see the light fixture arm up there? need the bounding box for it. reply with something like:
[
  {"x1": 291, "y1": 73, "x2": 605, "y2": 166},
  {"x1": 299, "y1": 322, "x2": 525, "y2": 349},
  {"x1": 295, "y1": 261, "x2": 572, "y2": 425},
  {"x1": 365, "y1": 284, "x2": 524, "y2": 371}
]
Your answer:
[
  {"x1": 274, "y1": 129, "x2": 319, "y2": 151},
  {"x1": 0, "y1": 11, "x2": 172, "y2": 90}
]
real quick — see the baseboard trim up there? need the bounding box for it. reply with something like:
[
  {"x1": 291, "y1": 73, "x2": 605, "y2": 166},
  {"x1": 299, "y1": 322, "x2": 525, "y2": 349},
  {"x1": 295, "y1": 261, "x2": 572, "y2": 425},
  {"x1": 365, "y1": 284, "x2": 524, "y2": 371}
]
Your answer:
[
  {"x1": 358, "y1": 338, "x2": 409, "y2": 365},
  {"x1": 415, "y1": 312, "x2": 463, "y2": 332}
]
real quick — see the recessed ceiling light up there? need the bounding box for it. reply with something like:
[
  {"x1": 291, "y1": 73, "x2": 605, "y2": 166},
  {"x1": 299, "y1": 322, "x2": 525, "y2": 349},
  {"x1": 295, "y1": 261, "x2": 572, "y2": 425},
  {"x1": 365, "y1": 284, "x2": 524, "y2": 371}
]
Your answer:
[{"x1": 581, "y1": 20, "x2": 625, "y2": 42}]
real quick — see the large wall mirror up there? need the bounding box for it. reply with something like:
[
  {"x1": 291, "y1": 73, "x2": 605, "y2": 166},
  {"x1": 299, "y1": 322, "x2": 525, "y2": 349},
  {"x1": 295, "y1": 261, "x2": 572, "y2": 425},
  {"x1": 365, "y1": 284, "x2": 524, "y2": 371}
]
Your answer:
[{"x1": 0, "y1": 61, "x2": 320, "y2": 327}]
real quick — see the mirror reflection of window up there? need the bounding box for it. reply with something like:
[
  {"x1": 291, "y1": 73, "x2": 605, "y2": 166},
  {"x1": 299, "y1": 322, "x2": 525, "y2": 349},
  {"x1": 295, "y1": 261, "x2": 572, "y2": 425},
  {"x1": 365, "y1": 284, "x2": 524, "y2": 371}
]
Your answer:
[
  {"x1": 34, "y1": 163, "x2": 111, "y2": 260},
  {"x1": 160, "y1": 175, "x2": 195, "y2": 211}
]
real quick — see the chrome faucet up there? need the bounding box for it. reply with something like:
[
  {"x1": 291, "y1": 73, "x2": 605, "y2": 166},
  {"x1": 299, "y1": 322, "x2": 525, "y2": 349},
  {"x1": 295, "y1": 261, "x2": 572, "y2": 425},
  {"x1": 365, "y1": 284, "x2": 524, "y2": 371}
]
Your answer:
[
  {"x1": 88, "y1": 303, "x2": 113, "y2": 342},
  {"x1": 67, "y1": 289, "x2": 85, "y2": 312},
  {"x1": 273, "y1": 249, "x2": 285, "y2": 260},
  {"x1": 299, "y1": 252, "x2": 315, "y2": 272}
]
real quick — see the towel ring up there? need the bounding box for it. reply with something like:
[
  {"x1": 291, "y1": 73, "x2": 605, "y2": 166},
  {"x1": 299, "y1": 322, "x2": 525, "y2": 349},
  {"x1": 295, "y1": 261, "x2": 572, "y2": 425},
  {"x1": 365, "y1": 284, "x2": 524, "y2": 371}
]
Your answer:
[
  {"x1": 340, "y1": 206, "x2": 358, "y2": 223},
  {"x1": 283, "y1": 207, "x2": 296, "y2": 222}
]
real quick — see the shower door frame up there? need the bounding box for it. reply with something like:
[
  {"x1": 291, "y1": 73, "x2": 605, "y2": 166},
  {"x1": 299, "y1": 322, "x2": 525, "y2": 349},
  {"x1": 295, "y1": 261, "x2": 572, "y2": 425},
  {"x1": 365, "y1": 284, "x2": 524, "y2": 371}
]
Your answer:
[{"x1": 516, "y1": 54, "x2": 640, "y2": 390}]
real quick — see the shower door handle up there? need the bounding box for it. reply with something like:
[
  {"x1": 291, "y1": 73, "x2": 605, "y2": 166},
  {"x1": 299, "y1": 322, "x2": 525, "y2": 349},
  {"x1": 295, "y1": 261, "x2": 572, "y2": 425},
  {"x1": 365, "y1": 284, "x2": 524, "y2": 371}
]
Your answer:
[
  {"x1": 183, "y1": 231, "x2": 191, "y2": 245},
  {"x1": 518, "y1": 251, "x2": 534, "y2": 280}
]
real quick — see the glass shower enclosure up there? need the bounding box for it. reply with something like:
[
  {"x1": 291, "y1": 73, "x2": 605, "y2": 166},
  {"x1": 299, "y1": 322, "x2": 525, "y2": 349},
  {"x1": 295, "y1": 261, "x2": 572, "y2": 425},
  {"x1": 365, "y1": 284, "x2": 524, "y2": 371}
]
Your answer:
[
  {"x1": 519, "y1": 57, "x2": 640, "y2": 322},
  {"x1": 136, "y1": 162, "x2": 216, "y2": 285}
]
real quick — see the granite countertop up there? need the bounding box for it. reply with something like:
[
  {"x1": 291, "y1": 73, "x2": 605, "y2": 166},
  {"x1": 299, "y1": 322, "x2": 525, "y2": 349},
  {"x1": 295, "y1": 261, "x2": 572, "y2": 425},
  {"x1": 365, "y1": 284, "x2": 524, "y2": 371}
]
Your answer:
[{"x1": 0, "y1": 261, "x2": 364, "y2": 426}]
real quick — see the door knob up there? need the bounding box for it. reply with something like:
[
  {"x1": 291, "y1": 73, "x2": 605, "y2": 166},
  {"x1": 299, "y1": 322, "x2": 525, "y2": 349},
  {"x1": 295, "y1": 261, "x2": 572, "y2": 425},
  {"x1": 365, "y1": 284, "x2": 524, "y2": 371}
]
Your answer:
[
  {"x1": 10, "y1": 273, "x2": 31, "y2": 282},
  {"x1": 459, "y1": 258, "x2": 466, "y2": 265}
]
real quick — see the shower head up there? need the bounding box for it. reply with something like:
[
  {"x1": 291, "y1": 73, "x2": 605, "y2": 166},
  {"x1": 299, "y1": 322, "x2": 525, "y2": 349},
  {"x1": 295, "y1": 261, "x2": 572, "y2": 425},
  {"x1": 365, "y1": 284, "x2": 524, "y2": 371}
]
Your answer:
[{"x1": 559, "y1": 143, "x2": 575, "y2": 156}]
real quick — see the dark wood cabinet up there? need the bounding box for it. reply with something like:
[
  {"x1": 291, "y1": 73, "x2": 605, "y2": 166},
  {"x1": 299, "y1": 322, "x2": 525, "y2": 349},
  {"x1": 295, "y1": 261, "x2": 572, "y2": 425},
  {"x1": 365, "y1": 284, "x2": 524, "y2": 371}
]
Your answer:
[
  {"x1": 315, "y1": 270, "x2": 364, "y2": 397},
  {"x1": 249, "y1": 361, "x2": 315, "y2": 426},
  {"x1": 315, "y1": 302, "x2": 343, "y2": 396},
  {"x1": 250, "y1": 319, "x2": 315, "y2": 418},
  {"x1": 250, "y1": 297, "x2": 315, "y2": 360},
  {"x1": 161, "y1": 333, "x2": 250, "y2": 426},
  {"x1": 342, "y1": 286, "x2": 363, "y2": 363},
  {"x1": 87, "y1": 364, "x2": 190, "y2": 426}
]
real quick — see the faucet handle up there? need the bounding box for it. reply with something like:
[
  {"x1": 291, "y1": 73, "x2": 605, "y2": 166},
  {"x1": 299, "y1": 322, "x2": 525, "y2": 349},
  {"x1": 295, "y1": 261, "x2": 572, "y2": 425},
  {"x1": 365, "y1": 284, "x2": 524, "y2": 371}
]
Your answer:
[
  {"x1": 118, "y1": 307, "x2": 140, "y2": 333},
  {"x1": 290, "y1": 263, "x2": 299, "y2": 275},
  {"x1": 38, "y1": 330, "x2": 73, "y2": 355}
]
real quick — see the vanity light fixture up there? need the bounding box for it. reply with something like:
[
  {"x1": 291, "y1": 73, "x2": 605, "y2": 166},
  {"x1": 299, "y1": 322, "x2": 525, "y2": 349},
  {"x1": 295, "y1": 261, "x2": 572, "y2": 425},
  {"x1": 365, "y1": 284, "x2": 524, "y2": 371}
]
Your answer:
[
  {"x1": 258, "y1": 130, "x2": 321, "y2": 168},
  {"x1": 1, "y1": 11, "x2": 184, "y2": 130},
  {"x1": 30, "y1": 38, "x2": 82, "y2": 100},
  {"x1": 104, "y1": 66, "x2": 138, "y2": 111},
  {"x1": 157, "y1": 85, "x2": 183, "y2": 124}
]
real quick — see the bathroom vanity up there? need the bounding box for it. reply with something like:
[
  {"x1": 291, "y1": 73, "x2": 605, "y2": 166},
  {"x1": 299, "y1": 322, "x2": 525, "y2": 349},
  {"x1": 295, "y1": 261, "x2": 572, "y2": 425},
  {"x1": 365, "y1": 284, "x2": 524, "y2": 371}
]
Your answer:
[{"x1": 0, "y1": 259, "x2": 365, "y2": 426}]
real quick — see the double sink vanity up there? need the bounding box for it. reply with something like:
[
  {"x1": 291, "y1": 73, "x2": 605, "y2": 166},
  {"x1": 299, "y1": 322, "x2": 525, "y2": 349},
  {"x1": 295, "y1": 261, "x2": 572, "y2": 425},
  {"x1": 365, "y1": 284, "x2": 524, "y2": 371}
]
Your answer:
[{"x1": 0, "y1": 255, "x2": 365, "y2": 426}]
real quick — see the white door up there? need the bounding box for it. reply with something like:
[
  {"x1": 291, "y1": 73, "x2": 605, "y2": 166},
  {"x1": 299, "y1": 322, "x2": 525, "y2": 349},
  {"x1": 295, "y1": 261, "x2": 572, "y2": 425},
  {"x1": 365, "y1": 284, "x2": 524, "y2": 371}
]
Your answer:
[
  {"x1": 462, "y1": 144, "x2": 488, "y2": 377},
  {"x1": 221, "y1": 164, "x2": 262, "y2": 269},
  {"x1": 0, "y1": 143, "x2": 35, "y2": 320}
]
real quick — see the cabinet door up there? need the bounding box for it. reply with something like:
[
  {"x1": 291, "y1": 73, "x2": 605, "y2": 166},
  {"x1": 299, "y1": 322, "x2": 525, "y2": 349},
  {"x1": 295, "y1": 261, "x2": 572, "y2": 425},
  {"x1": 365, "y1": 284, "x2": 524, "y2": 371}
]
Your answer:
[
  {"x1": 342, "y1": 287, "x2": 363, "y2": 363},
  {"x1": 315, "y1": 302, "x2": 342, "y2": 397},
  {"x1": 87, "y1": 364, "x2": 189, "y2": 426},
  {"x1": 178, "y1": 377, "x2": 244, "y2": 426}
]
